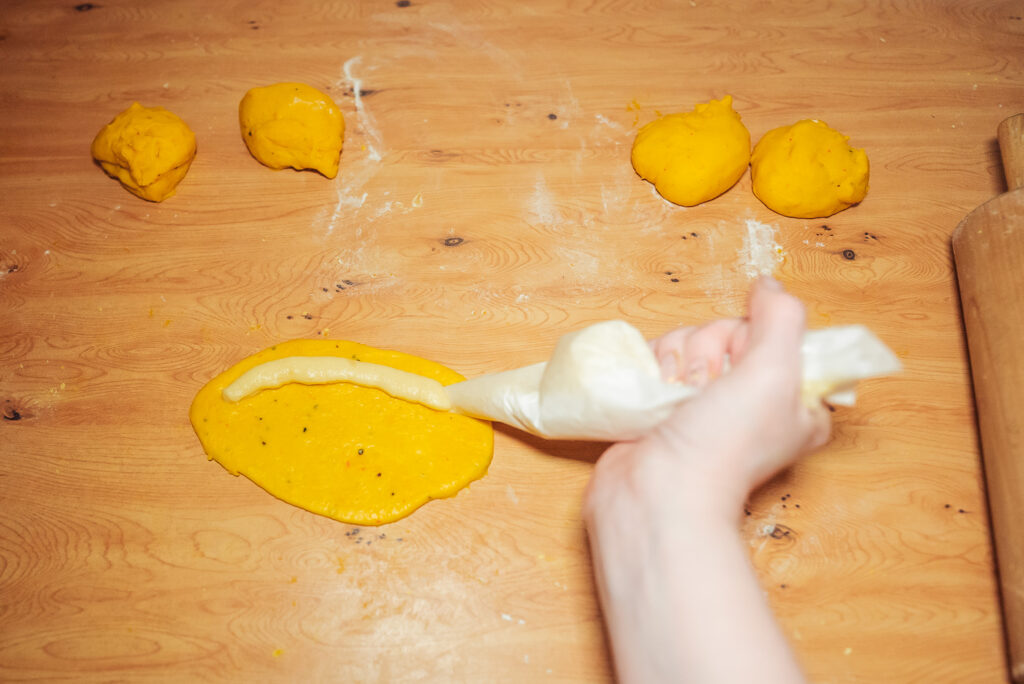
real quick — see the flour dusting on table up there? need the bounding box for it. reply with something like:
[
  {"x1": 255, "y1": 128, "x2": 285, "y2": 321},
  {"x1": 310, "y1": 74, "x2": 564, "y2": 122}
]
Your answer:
[
  {"x1": 342, "y1": 56, "x2": 383, "y2": 161},
  {"x1": 528, "y1": 175, "x2": 558, "y2": 225},
  {"x1": 739, "y1": 218, "x2": 784, "y2": 278}
]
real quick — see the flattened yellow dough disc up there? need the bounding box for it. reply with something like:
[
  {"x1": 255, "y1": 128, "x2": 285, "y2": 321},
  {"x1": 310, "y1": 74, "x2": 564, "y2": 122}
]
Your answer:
[{"x1": 190, "y1": 339, "x2": 493, "y2": 525}]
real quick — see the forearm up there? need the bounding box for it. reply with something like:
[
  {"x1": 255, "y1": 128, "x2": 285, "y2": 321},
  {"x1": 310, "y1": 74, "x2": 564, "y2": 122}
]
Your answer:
[
  {"x1": 587, "y1": 497, "x2": 806, "y2": 684},
  {"x1": 585, "y1": 278, "x2": 824, "y2": 683}
]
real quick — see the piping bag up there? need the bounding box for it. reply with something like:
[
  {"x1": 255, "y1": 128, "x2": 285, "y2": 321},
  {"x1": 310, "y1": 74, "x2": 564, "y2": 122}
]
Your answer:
[{"x1": 445, "y1": 320, "x2": 901, "y2": 441}]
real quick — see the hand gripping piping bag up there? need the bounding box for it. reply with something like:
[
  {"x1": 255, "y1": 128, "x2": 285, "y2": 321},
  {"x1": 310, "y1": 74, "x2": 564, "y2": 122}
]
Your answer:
[{"x1": 445, "y1": 320, "x2": 901, "y2": 441}]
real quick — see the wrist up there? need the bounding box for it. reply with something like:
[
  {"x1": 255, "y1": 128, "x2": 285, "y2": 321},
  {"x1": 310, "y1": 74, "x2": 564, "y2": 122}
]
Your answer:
[{"x1": 631, "y1": 441, "x2": 753, "y2": 524}]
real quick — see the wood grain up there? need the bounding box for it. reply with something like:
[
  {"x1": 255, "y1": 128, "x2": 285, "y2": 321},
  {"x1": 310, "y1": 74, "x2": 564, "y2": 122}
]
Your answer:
[{"x1": 1, "y1": 0, "x2": 1020, "y2": 681}]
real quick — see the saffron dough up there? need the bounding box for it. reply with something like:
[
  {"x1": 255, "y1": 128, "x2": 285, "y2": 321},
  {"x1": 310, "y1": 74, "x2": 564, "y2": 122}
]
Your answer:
[
  {"x1": 751, "y1": 119, "x2": 869, "y2": 218},
  {"x1": 190, "y1": 339, "x2": 493, "y2": 525},
  {"x1": 91, "y1": 102, "x2": 196, "y2": 202},
  {"x1": 630, "y1": 95, "x2": 751, "y2": 206},
  {"x1": 239, "y1": 82, "x2": 345, "y2": 178}
]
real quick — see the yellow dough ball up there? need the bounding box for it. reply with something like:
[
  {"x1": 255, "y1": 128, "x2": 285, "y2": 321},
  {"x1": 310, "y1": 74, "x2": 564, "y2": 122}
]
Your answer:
[
  {"x1": 91, "y1": 102, "x2": 196, "y2": 202},
  {"x1": 631, "y1": 95, "x2": 751, "y2": 206},
  {"x1": 239, "y1": 82, "x2": 345, "y2": 178},
  {"x1": 751, "y1": 119, "x2": 869, "y2": 218}
]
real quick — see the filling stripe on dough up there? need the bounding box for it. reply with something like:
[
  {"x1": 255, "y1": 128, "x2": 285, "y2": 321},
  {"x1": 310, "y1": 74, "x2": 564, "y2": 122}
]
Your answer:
[{"x1": 222, "y1": 356, "x2": 453, "y2": 411}]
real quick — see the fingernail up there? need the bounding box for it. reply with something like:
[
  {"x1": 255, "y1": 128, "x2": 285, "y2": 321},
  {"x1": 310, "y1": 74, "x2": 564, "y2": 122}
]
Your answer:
[
  {"x1": 684, "y1": 357, "x2": 710, "y2": 387},
  {"x1": 759, "y1": 275, "x2": 782, "y2": 291}
]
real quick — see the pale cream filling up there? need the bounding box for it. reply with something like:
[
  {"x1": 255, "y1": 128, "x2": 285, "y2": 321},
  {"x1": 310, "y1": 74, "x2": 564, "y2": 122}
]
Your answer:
[{"x1": 222, "y1": 356, "x2": 452, "y2": 411}]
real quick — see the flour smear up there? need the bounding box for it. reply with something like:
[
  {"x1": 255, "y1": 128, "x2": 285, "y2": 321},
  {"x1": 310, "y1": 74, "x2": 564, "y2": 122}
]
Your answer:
[
  {"x1": 342, "y1": 56, "x2": 383, "y2": 162},
  {"x1": 738, "y1": 218, "x2": 784, "y2": 279},
  {"x1": 528, "y1": 175, "x2": 557, "y2": 225},
  {"x1": 316, "y1": 57, "x2": 387, "y2": 237}
]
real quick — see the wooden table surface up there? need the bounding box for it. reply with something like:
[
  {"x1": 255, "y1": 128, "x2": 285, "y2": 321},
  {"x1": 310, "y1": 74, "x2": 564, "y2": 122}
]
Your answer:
[{"x1": 2, "y1": 1, "x2": 1021, "y2": 681}]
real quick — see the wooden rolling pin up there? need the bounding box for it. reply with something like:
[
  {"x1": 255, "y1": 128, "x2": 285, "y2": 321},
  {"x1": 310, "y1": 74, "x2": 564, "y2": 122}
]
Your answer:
[{"x1": 952, "y1": 113, "x2": 1024, "y2": 684}]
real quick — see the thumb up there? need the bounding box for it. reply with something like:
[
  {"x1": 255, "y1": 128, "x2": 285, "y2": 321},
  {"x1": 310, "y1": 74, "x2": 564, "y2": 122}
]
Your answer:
[{"x1": 741, "y1": 277, "x2": 807, "y2": 369}]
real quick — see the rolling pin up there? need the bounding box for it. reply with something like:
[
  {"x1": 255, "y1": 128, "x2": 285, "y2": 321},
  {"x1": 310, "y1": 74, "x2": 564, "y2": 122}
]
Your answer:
[{"x1": 952, "y1": 113, "x2": 1024, "y2": 683}]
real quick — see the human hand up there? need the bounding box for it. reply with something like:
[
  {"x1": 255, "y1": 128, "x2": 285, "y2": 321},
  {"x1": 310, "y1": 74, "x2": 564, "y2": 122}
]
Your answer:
[
  {"x1": 587, "y1": 276, "x2": 832, "y2": 522},
  {"x1": 582, "y1": 277, "x2": 829, "y2": 684}
]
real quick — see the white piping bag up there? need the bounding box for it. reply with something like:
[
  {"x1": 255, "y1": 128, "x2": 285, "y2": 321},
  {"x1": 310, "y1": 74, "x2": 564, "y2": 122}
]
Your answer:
[{"x1": 446, "y1": 321, "x2": 901, "y2": 441}]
